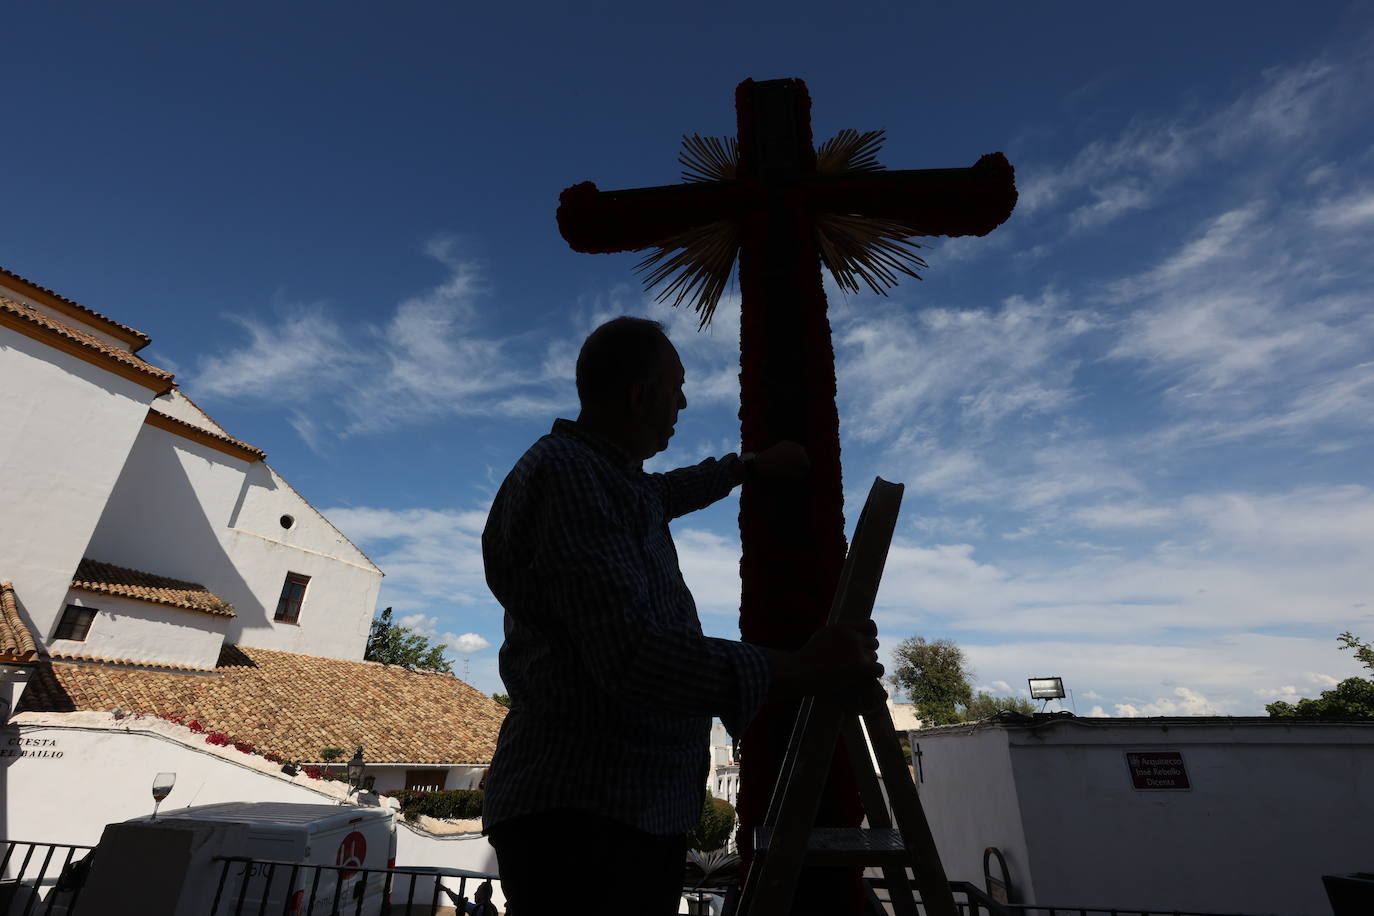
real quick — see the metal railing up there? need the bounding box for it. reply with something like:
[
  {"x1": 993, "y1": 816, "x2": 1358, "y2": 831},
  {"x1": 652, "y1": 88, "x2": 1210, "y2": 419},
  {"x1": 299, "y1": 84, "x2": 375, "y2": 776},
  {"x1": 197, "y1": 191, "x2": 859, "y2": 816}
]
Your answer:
[
  {"x1": 866, "y1": 879, "x2": 1271, "y2": 916},
  {"x1": 0, "y1": 841, "x2": 97, "y2": 916},
  {"x1": 209, "y1": 857, "x2": 498, "y2": 916}
]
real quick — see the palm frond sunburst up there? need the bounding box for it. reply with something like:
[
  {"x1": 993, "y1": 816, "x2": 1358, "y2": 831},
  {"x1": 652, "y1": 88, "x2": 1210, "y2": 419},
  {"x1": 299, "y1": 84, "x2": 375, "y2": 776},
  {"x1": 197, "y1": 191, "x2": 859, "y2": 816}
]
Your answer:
[{"x1": 636, "y1": 128, "x2": 926, "y2": 329}]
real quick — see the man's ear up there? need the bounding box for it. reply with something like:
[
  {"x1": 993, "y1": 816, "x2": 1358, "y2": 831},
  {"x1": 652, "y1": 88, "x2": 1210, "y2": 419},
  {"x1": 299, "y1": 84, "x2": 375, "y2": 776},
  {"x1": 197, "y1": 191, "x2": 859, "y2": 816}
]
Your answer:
[
  {"x1": 629, "y1": 379, "x2": 648, "y2": 417},
  {"x1": 627, "y1": 378, "x2": 654, "y2": 417}
]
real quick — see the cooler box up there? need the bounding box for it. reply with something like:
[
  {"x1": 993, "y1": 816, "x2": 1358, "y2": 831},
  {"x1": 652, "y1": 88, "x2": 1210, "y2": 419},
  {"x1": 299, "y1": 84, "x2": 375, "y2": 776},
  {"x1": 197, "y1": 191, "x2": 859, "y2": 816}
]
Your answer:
[{"x1": 152, "y1": 802, "x2": 394, "y2": 915}]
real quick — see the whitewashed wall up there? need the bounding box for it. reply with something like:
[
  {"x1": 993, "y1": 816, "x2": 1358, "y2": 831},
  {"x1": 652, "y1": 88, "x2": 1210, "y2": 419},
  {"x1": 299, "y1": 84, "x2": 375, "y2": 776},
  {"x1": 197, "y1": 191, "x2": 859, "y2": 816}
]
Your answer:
[
  {"x1": 914, "y1": 719, "x2": 1374, "y2": 915},
  {"x1": 85, "y1": 423, "x2": 381, "y2": 663},
  {"x1": 0, "y1": 327, "x2": 153, "y2": 643},
  {"x1": 50, "y1": 592, "x2": 229, "y2": 669},
  {"x1": 1, "y1": 714, "x2": 510, "y2": 912},
  {"x1": 222, "y1": 462, "x2": 380, "y2": 660},
  {"x1": 907, "y1": 726, "x2": 1031, "y2": 901},
  {"x1": 367, "y1": 765, "x2": 487, "y2": 794}
]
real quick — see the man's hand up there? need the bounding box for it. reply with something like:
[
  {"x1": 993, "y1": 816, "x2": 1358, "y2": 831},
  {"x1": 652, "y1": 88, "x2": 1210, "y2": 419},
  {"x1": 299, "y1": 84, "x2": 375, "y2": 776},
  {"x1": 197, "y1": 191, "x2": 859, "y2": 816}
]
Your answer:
[
  {"x1": 764, "y1": 620, "x2": 886, "y2": 710},
  {"x1": 753, "y1": 440, "x2": 810, "y2": 481}
]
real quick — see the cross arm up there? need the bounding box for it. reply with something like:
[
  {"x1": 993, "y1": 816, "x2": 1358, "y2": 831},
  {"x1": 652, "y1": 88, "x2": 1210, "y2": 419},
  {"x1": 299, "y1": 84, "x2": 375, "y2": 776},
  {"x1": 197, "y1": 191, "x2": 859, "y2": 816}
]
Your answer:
[
  {"x1": 805, "y1": 152, "x2": 1017, "y2": 238},
  {"x1": 557, "y1": 180, "x2": 742, "y2": 254}
]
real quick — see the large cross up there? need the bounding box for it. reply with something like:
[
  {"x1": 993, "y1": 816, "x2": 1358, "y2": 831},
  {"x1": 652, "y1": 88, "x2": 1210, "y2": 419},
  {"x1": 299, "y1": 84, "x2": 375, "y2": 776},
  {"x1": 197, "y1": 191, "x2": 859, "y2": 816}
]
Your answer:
[{"x1": 558, "y1": 78, "x2": 1015, "y2": 911}]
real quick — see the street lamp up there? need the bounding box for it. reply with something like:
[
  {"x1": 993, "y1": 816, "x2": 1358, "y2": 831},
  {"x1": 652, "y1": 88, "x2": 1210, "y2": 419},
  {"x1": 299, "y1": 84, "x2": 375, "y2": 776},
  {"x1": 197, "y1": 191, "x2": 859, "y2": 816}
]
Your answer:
[{"x1": 346, "y1": 747, "x2": 366, "y2": 800}]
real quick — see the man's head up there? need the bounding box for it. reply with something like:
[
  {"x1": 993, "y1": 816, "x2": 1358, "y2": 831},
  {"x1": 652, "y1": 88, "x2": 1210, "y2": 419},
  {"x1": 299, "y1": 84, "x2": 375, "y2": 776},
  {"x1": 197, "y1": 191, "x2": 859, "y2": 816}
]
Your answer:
[{"x1": 575, "y1": 316, "x2": 687, "y2": 460}]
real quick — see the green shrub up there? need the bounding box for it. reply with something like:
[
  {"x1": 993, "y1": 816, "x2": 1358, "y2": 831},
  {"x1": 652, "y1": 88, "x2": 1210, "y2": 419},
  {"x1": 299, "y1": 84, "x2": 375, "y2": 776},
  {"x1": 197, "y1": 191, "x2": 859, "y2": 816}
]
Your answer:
[
  {"x1": 384, "y1": 789, "x2": 484, "y2": 822},
  {"x1": 685, "y1": 796, "x2": 735, "y2": 852}
]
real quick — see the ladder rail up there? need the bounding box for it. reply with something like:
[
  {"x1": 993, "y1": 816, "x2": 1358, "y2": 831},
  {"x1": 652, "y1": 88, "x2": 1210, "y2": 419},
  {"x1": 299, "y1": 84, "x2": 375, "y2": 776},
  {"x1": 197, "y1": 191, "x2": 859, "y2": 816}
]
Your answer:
[{"x1": 737, "y1": 478, "x2": 957, "y2": 916}]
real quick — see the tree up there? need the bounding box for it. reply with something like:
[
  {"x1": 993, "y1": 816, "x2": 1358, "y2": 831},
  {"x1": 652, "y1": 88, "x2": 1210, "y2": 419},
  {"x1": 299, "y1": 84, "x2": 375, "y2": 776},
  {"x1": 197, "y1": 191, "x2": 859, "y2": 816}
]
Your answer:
[
  {"x1": 491, "y1": 694, "x2": 511, "y2": 708},
  {"x1": 891, "y1": 636, "x2": 973, "y2": 726},
  {"x1": 961, "y1": 693, "x2": 1038, "y2": 720},
  {"x1": 365, "y1": 607, "x2": 453, "y2": 673},
  {"x1": 1266, "y1": 632, "x2": 1374, "y2": 719}
]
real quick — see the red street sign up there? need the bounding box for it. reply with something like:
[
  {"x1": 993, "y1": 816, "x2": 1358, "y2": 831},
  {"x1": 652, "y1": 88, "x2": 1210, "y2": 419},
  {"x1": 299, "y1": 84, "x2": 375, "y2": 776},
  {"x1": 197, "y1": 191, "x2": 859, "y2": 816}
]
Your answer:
[{"x1": 1126, "y1": 751, "x2": 1191, "y2": 790}]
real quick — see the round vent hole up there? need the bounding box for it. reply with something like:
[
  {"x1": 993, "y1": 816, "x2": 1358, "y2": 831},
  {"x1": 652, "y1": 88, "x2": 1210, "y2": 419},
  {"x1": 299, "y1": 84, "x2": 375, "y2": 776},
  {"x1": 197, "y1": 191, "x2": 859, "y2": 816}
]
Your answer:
[{"x1": 280, "y1": 515, "x2": 295, "y2": 530}]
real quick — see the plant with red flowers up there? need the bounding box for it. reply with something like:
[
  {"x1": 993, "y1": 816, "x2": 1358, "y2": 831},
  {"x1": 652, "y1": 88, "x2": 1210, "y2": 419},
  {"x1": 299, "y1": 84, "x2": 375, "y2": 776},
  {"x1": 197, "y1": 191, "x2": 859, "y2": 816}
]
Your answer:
[
  {"x1": 187, "y1": 720, "x2": 205, "y2": 733},
  {"x1": 205, "y1": 732, "x2": 231, "y2": 747},
  {"x1": 233, "y1": 741, "x2": 255, "y2": 754}
]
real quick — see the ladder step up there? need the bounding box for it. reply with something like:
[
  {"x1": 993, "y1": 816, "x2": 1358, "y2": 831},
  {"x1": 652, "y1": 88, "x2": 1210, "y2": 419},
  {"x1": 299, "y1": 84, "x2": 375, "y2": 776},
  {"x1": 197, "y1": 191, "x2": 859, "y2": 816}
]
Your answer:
[{"x1": 755, "y1": 827, "x2": 910, "y2": 867}]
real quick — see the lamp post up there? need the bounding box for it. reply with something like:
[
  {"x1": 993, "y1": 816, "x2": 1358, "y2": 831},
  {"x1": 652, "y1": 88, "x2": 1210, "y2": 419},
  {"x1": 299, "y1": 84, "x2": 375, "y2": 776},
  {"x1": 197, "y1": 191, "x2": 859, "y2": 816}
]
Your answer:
[{"x1": 345, "y1": 746, "x2": 366, "y2": 803}]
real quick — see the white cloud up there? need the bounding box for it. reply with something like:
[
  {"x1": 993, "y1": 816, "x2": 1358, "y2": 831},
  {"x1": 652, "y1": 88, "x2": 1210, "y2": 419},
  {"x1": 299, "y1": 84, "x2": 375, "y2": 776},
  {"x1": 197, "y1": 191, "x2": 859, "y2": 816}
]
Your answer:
[
  {"x1": 193, "y1": 238, "x2": 562, "y2": 442},
  {"x1": 835, "y1": 290, "x2": 1094, "y2": 444},
  {"x1": 1115, "y1": 687, "x2": 1220, "y2": 718},
  {"x1": 1016, "y1": 53, "x2": 1368, "y2": 229},
  {"x1": 1310, "y1": 190, "x2": 1374, "y2": 230},
  {"x1": 447, "y1": 632, "x2": 492, "y2": 654}
]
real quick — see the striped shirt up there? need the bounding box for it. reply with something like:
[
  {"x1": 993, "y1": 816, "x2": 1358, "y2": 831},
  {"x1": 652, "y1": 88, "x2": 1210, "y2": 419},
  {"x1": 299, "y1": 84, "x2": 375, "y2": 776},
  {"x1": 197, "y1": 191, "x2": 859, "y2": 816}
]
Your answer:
[{"x1": 481, "y1": 419, "x2": 773, "y2": 836}]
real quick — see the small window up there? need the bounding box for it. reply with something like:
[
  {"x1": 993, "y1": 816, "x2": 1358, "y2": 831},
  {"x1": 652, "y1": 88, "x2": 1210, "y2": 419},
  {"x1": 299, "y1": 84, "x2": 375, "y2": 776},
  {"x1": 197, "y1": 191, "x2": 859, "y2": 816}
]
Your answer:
[
  {"x1": 54, "y1": 605, "x2": 97, "y2": 641},
  {"x1": 279, "y1": 515, "x2": 295, "y2": 530},
  {"x1": 274, "y1": 573, "x2": 310, "y2": 623},
  {"x1": 404, "y1": 769, "x2": 447, "y2": 792}
]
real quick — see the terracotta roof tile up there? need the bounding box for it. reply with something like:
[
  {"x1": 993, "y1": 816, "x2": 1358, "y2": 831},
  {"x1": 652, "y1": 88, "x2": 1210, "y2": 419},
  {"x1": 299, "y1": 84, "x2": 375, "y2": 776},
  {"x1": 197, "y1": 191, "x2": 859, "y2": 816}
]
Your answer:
[
  {"x1": 46, "y1": 652, "x2": 219, "y2": 674},
  {"x1": 0, "y1": 295, "x2": 173, "y2": 392},
  {"x1": 17, "y1": 645, "x2": 507, "y2": 764},
  {"x1": 0, "y1": 581, "x2": 40, "y2": 664},
  {"x1": 146, "y1": 407, "x2": 266, "y2": 462},
  {"x1": 0, "y1": 265, "x2": 151, "y2": 348},
  {"x1": 72, "y1": 559, "x2": 236, "y2": 618}
]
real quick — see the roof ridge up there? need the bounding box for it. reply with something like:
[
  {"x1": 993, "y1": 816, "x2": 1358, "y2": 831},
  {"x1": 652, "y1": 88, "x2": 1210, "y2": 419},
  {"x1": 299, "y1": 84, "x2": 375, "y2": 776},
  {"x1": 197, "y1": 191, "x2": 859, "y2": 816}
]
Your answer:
[
  {"x1": 0, "y1": 265, "x2": 151, "y2": 347},
  {"x1": 0, "y1": 295, "x2": 173, "y2": 393},
  {"x1": 73, "y1": 557, "x2": 236, "y2": 618},
  {"x1": 146, "y1": 405, "x2": 266, "y2": 461},
  {"x1": 0, "y1": 580, "x2": 40, "y2": 664}
]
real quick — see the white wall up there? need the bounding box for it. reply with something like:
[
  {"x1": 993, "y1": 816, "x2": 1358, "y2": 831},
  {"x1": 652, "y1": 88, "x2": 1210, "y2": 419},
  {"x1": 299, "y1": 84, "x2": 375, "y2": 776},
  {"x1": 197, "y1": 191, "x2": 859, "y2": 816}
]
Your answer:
[
  {"x1": 367, "y1": 765, "x2": 487, "y2": 794},
  {"x1": 1008, "y1": 720, "x2": 1374, "y2": 915},
  {"x1": 909, "y1": 727, "x2": 1033, "y2": 901},
  {"x1": 51, "y1": 592, "x2": 228, "y2": 669},
  {"x1": 1, "y1": 713, "x2": 509, "y2": 912},
  {"x1": 0, "y1": 328, "x2": 153, "y2": 642},
  {"x1": 913, "y1": 719, "x2": 1374, "y2": 916},
  {"x1": 224, "y1": 461, "x2": 379, "y2": 659},
  {"x1": 85, "y1": 423, "x2": 381, "y2": 663}
]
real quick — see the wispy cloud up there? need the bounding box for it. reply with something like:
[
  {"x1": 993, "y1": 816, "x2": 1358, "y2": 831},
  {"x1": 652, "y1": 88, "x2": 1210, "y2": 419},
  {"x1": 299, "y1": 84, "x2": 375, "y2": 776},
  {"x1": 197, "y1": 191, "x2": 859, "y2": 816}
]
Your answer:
[{"x1": 193, "y1": 236, "x2": 570, "y2": 443}]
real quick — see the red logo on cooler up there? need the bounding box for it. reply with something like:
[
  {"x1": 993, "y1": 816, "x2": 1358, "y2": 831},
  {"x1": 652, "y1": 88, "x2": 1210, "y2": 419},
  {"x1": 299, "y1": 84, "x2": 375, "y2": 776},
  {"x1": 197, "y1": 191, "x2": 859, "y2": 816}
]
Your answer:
[{"x1": 336, "y1": 830, "x2": 367, "y2": 880}]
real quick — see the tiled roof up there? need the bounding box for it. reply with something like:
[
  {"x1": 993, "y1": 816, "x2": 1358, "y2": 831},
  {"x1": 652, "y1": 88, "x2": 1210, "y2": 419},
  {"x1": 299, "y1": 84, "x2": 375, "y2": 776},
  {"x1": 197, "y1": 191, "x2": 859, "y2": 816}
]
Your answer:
[
  {"x1": 46, "y1": 651, "x2": 219, "y2": 674},
  {"x1": 0, "y1": 295, "x2": 173, "y2": 393},
  {"x1": 145, "y1": 407, "x2": 266, "y2": 462},
  {"x1": 0, "y1": 265, "x2": 151, "y2": 349},
  {"x1": 72, "y1": 559, "x2": 236, "y2": 618},
  {"x1": 18, "y1": 645, "x2": 508, "y2": 765},
  {"x1": 0, "y1": 581, "x2": 40, "y2": 664}
]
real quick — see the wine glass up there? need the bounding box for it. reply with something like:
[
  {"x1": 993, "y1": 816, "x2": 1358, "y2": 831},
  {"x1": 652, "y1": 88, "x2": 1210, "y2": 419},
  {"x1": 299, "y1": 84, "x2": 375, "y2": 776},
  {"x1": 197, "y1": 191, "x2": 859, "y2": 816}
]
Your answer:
[{"x1": 150, "y1": 772, "x2": 176, "y2": 822}]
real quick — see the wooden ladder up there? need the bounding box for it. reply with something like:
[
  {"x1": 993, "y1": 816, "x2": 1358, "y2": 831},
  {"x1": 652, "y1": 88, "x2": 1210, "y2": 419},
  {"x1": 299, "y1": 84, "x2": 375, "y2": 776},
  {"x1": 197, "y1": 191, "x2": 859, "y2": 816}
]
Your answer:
[{"x1": 733, "y1": 478, "x2": 957, "y2": 916}]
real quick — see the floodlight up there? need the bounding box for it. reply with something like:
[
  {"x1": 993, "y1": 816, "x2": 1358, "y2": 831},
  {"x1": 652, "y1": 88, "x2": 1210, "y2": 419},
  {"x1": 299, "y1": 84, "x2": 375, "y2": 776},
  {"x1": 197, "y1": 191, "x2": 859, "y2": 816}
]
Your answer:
[{"x1": 1027, "y1": 677, "x2": 1066, "y2": 700}]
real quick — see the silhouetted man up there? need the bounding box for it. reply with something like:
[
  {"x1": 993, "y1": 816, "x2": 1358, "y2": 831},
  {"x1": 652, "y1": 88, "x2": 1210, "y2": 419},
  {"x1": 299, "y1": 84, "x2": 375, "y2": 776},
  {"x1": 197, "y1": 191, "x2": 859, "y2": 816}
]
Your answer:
[{"x1": 481, "y1": 316, "x2": 882, "y2": 915}]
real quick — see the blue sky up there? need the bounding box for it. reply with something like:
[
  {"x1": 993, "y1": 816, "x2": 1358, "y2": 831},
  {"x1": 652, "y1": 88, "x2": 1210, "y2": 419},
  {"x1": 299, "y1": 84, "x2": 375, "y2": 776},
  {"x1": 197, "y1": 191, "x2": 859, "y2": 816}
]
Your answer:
[{"x1": 5, "y1": 2, "x2": 1373, "y2": 715}]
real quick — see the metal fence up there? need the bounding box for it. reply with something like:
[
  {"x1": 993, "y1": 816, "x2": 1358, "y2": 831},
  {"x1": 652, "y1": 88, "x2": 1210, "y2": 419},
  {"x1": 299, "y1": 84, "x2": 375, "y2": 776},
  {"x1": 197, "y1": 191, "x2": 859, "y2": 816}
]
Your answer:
[
  {"x1": 0, "y1": 841, "x2": 97, "y2": 916},
  {"x1": 208, "y1": 857, "x2": 497, "y2": 915},
  {"x1": 866, "y1": 880, "x2": 1271, "y2": 916}
]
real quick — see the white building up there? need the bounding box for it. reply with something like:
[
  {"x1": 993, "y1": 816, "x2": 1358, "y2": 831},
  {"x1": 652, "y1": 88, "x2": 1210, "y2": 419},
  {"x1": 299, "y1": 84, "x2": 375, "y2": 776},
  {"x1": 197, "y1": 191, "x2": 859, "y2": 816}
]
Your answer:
[
  {"x1": 909, "y1": 712, "x2": 1374, "y2": 915},
  {"x1": 0, "y1": 263, "x2": 507, "y2": 800}
]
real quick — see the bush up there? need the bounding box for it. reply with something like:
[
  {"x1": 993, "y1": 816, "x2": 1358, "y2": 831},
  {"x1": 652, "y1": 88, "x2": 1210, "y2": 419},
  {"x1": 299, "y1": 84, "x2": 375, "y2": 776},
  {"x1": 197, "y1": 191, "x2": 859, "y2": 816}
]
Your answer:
[
  {"x1": 384, "y1": 789, "x2": 485, "y2": 822},
  {"x1": 685, "y1": 796, "x2": 735, "y2": 852}
]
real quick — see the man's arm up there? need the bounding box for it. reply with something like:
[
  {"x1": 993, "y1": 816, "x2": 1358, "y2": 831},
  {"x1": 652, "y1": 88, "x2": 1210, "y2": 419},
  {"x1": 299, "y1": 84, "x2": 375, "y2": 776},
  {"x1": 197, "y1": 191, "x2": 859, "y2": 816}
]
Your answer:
[
  {"x1": 527, "y1": 458, "x2": 771, "y2": 727},
  {"x1": 650, "y1": 440, "x2": 812, "y2": 520}
]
